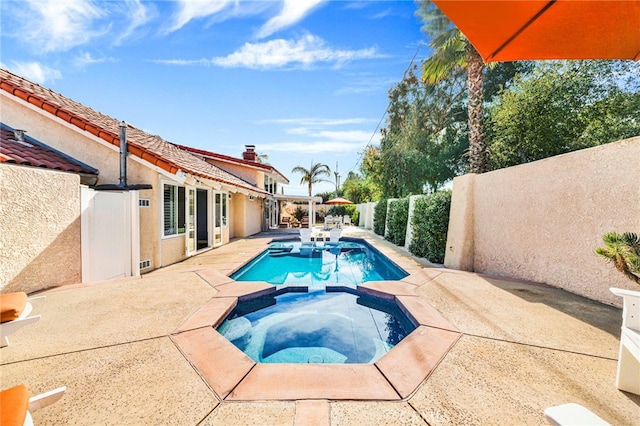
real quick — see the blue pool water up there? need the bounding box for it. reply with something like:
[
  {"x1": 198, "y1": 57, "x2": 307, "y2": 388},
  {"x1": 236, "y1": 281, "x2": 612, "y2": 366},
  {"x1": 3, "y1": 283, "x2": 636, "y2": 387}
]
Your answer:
[
  {"x1": 219, "y1": 238, "x2": 415, "y2": 364},
  {"x1": 230, "y1": 239, "x2": 408, "y2": 289},
  {"x1": 218, "y1": 288, "x2": 416, "y2": 364}
]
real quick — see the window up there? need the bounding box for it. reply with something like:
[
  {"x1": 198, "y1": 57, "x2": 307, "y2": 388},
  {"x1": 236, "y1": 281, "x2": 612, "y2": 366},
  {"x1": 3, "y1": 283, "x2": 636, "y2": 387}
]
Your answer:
[
  {"x1": 163, "y1": 184, "x2": 185, "y2": 236},
  {"x1": 222, "y1": 193, "x2": 227, "y2": 226},
  {"x1": 264, "y1": 175, "x2": 276, "y2": 194},
  {"x1": 215, "y1": 193, "x2": 228, "y2": 227}
]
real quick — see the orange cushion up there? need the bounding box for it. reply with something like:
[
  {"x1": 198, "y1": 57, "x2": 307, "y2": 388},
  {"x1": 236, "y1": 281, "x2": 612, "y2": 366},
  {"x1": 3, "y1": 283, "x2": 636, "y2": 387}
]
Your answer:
[
  {"x1": 0, "y1": 292, "x2": 28, "y2": 323},
  {"x1": 0, "y1": 384, "x2": 29, "y2": 426}
]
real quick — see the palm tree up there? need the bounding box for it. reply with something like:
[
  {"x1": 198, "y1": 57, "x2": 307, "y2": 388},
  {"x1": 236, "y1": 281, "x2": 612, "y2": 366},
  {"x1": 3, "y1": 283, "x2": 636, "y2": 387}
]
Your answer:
[
  {"x1": 596, "y1": 232, "x2": 640, "y2": 284},
  {"x1": 417, "y1": 1, "x2": 488, "y2": 174},
  {"x1": 291, "y1": 161, "x2": 331, "y2": 196}
]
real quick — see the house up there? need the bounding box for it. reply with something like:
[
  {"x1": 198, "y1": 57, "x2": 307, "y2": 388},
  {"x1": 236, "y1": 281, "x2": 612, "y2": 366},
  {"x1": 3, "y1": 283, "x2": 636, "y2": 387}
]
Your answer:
[
  {"x1": 1, "y1": 123, "x2": 99, "y2": 291},
  {"x1": 0, "y1": 68, "x2": 302, "y2": 292},
  {"x1": 175, "y1": 144, "x2": 290, "y2": 235}
]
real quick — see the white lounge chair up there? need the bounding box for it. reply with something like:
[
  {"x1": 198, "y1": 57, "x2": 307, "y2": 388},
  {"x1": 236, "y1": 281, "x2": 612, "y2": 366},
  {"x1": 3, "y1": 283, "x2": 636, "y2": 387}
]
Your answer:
[
  {"x1": 610, "y1": 287, "x2": 640, "y2": 395},
  {"x1": 0, "y1": 293, "x2": 45, "y2": 347},
  {"x1": 0, "y1": 384, "x2": 66, "y2": 426},
  {"x1": 328, "y1": 228, "x2": 341, "y2": 243},
  {"x1": 299, "y1": 228, "x2": 312, "y2": 244},
  {"x1": 544, "y1": 403, "x2": 610, "y2": 425}
]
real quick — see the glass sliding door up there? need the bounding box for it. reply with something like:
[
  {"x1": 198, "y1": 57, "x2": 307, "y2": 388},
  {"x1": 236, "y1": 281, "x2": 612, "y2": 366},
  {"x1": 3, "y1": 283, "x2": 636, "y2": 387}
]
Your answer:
[
  {"x1": 186, "y1": 188, "x2": 196, "y2": 255},
  {"x1": 214, "y1": 193, "x2": 222, "y2": 246}
]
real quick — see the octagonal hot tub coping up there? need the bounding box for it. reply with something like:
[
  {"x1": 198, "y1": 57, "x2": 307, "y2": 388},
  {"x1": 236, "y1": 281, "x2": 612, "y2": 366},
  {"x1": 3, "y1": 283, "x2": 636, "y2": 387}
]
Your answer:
[{"x1": 171, "y1": 272, "x2": 461, "y2": 402}]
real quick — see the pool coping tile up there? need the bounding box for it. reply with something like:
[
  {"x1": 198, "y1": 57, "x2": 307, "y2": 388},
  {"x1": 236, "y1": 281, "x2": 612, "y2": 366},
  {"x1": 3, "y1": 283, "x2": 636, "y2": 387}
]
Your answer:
[
  {"x1": 227, "y1": 364, "x2": 400, "y2": 401},
  {"x1": 358, "y1": 280, "x2": 418, "y2": 300},
  {"x1": 396, "y1": 295, "x2": 460, "y2": 332},
  {"x1": 194, "y1": 268, "x2": 235, "y2": 287},
  {"x1": 171, "y1": 327, "x2": 256, "y2": 400},
  {"x1": 173, "y1": 296, "x2": 237, "y2": 333},
  {"x1": 375, "y1": 326, "x2": 461, "y2": 399},
  {"x1": 213, "y1": 281, "x2": 275, "y2": 301}
]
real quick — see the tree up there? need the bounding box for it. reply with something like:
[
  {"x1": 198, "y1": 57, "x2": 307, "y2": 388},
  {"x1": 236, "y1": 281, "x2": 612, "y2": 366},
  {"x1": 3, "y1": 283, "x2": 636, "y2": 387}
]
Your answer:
[
  {"x1": 487, "y1": 61, "x2": 640, "y2": 169},
  {"x1": 596, "y1": 232, "x2": 640, "y2": 285},
  {"x1": 417, "y1": 0, "x2": 488, "y2": 174},
  {"x1": 341, "y1": 171, "x2": 379, "y2": 204},
  {"x1": 376, "y1": 66, "x2": 467, "y2": 197},
  {"x1": 291, "y1": 162, "x2": 331, "y2": 196}
]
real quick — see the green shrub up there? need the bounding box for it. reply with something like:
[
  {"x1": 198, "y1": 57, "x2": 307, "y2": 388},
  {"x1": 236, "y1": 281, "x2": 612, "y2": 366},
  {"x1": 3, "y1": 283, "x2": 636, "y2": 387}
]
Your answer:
[
  {"x1": 408, "y1": 190, "x2": 452, "y2": 263},
  {"x1": 386, "y1": 198, "x2": 410, "y2": 246},
  {"x1": 293, "y1": 206, "x2": 305, "y2": 221},
  {"x1": 373, "y1": 199, "x2": 388, "y2": 236}
]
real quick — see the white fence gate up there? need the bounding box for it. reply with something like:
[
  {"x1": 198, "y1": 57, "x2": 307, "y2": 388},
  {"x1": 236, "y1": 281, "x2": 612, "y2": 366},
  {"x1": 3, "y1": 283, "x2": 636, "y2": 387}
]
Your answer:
[{"x1": 81, "y1": 187, "x2": 140, "y2": 282}]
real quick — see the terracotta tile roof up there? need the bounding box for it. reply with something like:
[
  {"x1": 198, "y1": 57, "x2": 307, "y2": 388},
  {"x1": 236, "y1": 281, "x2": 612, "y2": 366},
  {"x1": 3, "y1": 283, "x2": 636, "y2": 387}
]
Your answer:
[
  {"x1": 0, "y1": 124, "x2": 98, "y2": 175},
  {"x1": 174, "y1": 143, "x2": 290, "y2": 184},
  {"x1": 0, "y1": 68, "x2": 269, "y2": 196}
]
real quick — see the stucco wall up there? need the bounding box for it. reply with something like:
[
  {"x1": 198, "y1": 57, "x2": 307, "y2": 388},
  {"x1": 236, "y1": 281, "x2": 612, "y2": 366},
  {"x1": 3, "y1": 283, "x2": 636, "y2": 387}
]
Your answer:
[
  {"x1": 231, "y1": 194, "x2": 263, "y2": 237},
  {"x1": 445, "y1": 137, "x2": 640, "y2": 306},
  {"x1": 209, "y1": 160, "x2": 263, "y2": 187},
  {"x1": 3, "y1": 94, "x2": 166, "y2": 273},
  {"x1": 1, "y1": 164, "x2": 81, "y2": 293}
]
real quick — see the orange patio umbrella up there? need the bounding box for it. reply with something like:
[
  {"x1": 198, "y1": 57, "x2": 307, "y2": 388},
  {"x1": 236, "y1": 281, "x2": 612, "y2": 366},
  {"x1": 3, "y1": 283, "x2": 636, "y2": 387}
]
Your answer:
[
  {"x1": 432, "y1": 0, "x2": 640, "y2": 62},
  {"x1": 325, "y1": 197, "x2": 353, "y2": 205}
]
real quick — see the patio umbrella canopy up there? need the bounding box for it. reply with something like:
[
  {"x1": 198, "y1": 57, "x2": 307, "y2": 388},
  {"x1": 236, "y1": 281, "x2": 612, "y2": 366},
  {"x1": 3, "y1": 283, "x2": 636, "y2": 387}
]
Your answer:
[
  {"x1": 432, "y1": 0, "x2": 640, "y2": 62},
  {"x1": 325, "y1": 197, "x2": 353, "y2": 205}
]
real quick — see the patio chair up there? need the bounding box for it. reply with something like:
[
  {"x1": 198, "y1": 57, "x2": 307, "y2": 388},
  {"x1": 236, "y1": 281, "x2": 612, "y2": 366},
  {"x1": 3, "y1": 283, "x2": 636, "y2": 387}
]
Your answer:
[
  {"x1": 299, "y1": 228, "x2": 312, "y2": 244},
  {"x1": 301, "y1": 216, "x2": 309, "y2": 228},
  {"x1": 343, "y1": 216, "x2": 351, "y2": 226},
  {"x1": 544, "y1": 403, "x2": 610, "y2": 425},
  {"x1": 610, "y1": 287, "x2": 640, "y2": 395},
  {"x1": 328, "y1": 228, "x2": 341, "y2": 243},
  {"x1": 0, "y1": 293, "x2": 45, "y2": 347},
  {"x1": 0, "y1": 384, "x2": 66, "y2": 426},
  {"x1": 279, "y1": 216, "x2": 291, "y2": 229}
]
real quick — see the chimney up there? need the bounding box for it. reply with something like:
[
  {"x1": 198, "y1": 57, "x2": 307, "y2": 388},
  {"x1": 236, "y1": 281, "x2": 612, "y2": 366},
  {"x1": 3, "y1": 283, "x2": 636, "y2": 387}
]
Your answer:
[{"x1": 242, "y1": 144, "x2": 257, "y2": 162}]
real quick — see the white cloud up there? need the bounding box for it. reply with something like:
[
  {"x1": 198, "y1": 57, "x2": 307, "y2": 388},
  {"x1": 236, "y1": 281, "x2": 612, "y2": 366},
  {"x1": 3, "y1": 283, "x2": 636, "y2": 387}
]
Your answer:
[
  {"x1": 260, "y1": 141, "x2": 363, "y2": 154},
  {"x1": 211, "y1": 34, "x2": 381, "y2": 70},
  {"x1": 15, "y1": 0, "x2": 108, "y2": 53},
  {"x1": 257, "y1": 117, "x2": 376, "y2": 126},
  {"x1": 6, "y1": 62, "x2": 62, "y2": 84},
  {"x1": 74, "y1": 52, "x2": 117, "y2": 68},
  {"x1": 256, "y1": 0, "x2": 324, "y2": 39},
  {"x1": 335, "y1": 73, "x2": 398, "y2": 95},
  {"x1": 4, "y1": 0, "x2": 153, "y2": 53},
  {"x1": 113, "y1": 0, "x2": 154, "y2": 45},
  {"x1": 165, "y1": 0, "x2": 235, "y2": 33},
  {"x1": 287, "y1": 128, "x2": 374, "y2": 143}
]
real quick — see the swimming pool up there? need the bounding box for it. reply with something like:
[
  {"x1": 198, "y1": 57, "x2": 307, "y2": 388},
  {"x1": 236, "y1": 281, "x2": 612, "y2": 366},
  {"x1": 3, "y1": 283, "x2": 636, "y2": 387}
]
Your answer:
[
  {"x1": 218, "y1": 287, "x2": 416, "y2": 364},
  {"x1": 219, "y1": 238, "x2": 415, "y2": 364},
  {"x1": 230, "y1": 238, "x2": 408, "y2": 289}
]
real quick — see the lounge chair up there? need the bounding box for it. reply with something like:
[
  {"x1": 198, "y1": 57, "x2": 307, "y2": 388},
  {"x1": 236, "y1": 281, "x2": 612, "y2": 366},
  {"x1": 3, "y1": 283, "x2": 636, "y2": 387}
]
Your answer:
[
  {"x1": 279, "y1": 216, "x2": 291, "y2": 229},
  {"x1": 544, "y1": 403, "x2": 610, "y2": 425},
  {"x1": 610, "y1": 287, "x2": 640, "y2": 395},
  {"x1": 0, "y1": 293, "x2": 44, "y2": 347},
  {"x1": 301, "y1": 216, "x2": 309, "y2": 228},
  {"x1": 343, "y1": 216, "x2": 351, "y2": 226},
  {"x1": 0, "y1": 384, "x2": 66, "y2": 426},
  {"x1": 299, "y1": 229, "x2": 312, "y2": 244}
]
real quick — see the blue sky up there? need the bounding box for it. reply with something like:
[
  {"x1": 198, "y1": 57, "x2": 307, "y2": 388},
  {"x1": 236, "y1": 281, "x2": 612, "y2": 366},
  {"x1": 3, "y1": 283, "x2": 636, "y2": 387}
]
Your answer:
[{"x1": 1, "y1": 0, "x2": 427, "y2": 195}]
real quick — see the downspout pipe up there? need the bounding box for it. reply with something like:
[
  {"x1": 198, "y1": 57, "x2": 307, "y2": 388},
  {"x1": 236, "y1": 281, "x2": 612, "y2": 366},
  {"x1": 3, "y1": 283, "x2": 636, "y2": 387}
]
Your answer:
[{"x1": 119, "y1": 120, "x2": 127, "y2": 188}]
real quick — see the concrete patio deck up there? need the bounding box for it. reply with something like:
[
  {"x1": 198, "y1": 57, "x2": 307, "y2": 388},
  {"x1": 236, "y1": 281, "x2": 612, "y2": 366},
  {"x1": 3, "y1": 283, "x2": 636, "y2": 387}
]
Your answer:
[{"x1": 1, "y1": 227, "x2": 639, "y2": 425}]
